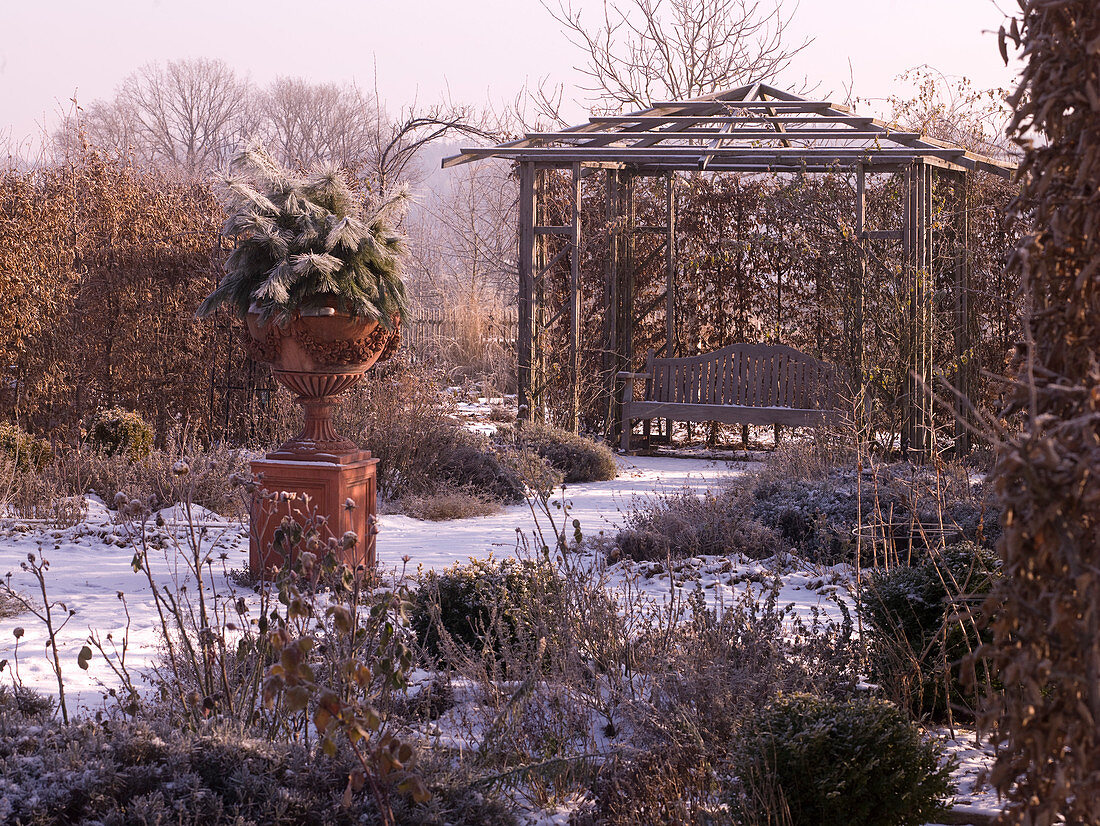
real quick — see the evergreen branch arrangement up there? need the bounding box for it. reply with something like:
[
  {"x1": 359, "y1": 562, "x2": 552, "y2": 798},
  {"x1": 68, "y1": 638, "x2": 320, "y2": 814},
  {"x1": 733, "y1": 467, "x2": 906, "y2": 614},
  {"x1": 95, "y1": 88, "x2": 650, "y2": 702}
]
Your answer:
[{"x1": 198, "y1": 144, "x2": 408, "y2": 328}]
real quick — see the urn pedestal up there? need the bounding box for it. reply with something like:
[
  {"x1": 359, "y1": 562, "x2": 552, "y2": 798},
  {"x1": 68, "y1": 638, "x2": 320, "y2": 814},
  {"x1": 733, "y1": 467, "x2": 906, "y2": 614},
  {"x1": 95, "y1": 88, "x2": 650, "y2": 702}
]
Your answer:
[
  {"x1": 249, "y1": 451, "x2": 378, "y2": 573},
  {"x1": 246, "y1": 305, "x2": 399, "y2": 575}
]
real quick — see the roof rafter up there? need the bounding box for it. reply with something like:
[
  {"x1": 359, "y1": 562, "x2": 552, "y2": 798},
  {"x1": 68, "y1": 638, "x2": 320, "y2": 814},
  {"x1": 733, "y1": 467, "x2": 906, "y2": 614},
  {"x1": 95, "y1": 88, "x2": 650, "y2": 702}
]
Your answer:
[{"x1": 442, "y1": 84, "x2": 1017, "y2": 178}]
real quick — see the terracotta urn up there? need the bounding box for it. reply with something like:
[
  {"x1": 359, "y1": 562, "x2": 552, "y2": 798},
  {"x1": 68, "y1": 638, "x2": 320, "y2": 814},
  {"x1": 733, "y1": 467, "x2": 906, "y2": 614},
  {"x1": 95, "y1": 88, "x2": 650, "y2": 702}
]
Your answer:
[{"x1": 245, "y1": 298, "x2": 400, "y2": 462}]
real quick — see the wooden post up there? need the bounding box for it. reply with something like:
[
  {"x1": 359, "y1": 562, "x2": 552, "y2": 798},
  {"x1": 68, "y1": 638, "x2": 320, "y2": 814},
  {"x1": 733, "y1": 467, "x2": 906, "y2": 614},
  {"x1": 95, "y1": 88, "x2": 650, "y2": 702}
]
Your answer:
[
  {"x1": 517, "y1": 162, "x2": 536, "y2": 423},
  {"x1": 619, "y1": 172, "x2": 636, "y2": 446},
  {"x1": 622, "y1": 172, "x2": 635, "y2": 377},
  {"x1": 533, "y1": 168, "x2": 548, "y2": 423},
  {"x1": 663, "y1": 171, "x2": 677, "y2": 443},
  {"x1": 569, "y1": 162, "x2": 582, "y2": 434},
  {"x1": 605, "y1": 169, "x2": 621, "y2": 439},
  {"x1": 902, "y1": 163, "x2": 917, "y2": 456},
  {"x1": 665, "y1": 171, "x2": 677, "y2": 356},
  {"x1": 905, "y1": 162, "x2": 934, "y2": 460},
  {"x1": 953, "y1": 171, "x2": 972, "y2": 454},
  {"x1": 853, "y1": 164, "x2": 867, "y2": 437}
]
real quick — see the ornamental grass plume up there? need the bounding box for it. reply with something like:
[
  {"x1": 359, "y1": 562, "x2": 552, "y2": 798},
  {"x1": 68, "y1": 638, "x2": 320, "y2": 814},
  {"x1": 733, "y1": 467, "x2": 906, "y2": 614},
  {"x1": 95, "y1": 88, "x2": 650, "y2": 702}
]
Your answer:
[{"x1": 198, "y1": 143, "x2": 408, "y2": 327}]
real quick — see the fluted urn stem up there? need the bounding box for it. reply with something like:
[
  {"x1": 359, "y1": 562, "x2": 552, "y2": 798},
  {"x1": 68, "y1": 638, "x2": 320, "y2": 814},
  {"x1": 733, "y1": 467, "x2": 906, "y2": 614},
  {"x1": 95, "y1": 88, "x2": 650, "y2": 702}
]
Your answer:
[{"x1": 272, "y1": 370, "x2": 365, "y2": 460}]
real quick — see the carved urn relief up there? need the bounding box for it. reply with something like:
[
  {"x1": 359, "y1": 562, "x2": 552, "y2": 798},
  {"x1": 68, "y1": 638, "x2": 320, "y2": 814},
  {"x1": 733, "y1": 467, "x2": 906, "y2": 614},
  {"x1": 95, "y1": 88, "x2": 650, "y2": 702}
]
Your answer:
[{"x1": 245, "y1": 300, "x2": 400, "y2": 462}]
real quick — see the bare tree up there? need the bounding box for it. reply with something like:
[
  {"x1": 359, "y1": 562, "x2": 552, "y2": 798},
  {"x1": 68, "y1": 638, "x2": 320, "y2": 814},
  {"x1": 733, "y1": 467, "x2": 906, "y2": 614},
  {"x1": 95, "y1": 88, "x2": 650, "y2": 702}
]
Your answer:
[
  {"x1": 407, "y1": 159, "x2": 516, "y2": 303},
  {"x1": 257, "y1": 78, "x2": 381, "y2": 168},
  {"x1": 52, "y1": 98, "x2": 137, "y2": 162},
  {"x1": 367, "y1": 96, "x2": 500, "y2": 195},
  {"x1": 545, "y1": 0, "x2": 809, "y2": 109},
  {"x1": 116, "y1": 58, "x2": 254, "y2": 172}
]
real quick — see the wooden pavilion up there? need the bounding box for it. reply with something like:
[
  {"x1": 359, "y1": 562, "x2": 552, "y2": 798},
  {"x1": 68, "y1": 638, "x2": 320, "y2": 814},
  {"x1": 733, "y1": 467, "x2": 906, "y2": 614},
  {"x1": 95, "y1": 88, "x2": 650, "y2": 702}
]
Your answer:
[{"x1": 443, "y1": 84, "x2": 1016, "y2": 457}]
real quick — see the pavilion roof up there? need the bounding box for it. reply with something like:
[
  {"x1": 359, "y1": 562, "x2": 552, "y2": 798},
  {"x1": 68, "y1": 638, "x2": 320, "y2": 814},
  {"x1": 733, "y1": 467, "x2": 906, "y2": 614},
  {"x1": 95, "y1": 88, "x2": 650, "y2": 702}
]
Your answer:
[{"x1": 443, "y1": 83, "x2": 1016, "y2": 178}]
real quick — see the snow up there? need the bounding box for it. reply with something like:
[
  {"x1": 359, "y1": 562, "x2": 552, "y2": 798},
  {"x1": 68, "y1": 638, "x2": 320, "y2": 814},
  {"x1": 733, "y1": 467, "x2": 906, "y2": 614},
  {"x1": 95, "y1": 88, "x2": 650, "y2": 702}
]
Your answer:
[
  {"x1": 0, "y1": 456, "x2": 761, "y2": 709},
  {"x1": 382, "y1": 454, "x2": 752, "y2": 570},
  {"x1": 0, "y1": 452, "x2": 1001, "y2": 823}
]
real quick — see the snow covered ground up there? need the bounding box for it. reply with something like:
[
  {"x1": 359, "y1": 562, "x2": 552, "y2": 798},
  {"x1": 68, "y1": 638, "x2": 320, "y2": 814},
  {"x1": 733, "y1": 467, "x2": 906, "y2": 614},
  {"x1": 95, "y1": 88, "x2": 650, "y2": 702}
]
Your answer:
[
  {"x1": 0, "y1": 452, "x2": 1000, "y2": 823},
  {"x1": 0, "y1": 455, "x2": 758, "y2": 710}
]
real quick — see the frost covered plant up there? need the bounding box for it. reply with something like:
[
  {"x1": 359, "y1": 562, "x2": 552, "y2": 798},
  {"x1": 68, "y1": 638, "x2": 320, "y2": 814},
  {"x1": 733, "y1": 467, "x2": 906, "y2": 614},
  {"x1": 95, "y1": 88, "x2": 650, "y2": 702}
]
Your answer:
[{"x1": 198, "y1": 143, "x2": 408, "y2": 326}]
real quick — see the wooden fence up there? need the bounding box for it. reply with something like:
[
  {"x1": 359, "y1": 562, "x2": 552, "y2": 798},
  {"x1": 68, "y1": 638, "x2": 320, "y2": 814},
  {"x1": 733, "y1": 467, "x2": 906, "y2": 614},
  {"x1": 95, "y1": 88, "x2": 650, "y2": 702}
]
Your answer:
[{"x1": 402, "y1": 305, "x2": 518, "y2": 358}]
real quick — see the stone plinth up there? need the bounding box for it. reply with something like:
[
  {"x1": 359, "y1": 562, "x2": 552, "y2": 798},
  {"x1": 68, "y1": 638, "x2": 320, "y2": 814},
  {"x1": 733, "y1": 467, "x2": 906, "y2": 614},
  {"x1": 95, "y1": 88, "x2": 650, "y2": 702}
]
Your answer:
[{"x1": 249, "y1": 450, "x2": 378, "y2": 574}]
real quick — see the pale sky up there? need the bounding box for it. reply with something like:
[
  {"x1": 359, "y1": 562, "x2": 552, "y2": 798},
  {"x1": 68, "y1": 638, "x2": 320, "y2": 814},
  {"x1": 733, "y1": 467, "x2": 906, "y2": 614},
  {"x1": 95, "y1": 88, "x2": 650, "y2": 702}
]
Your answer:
[{"x1": 1, "y1": 0, "x2": 1019, "y2": 147}]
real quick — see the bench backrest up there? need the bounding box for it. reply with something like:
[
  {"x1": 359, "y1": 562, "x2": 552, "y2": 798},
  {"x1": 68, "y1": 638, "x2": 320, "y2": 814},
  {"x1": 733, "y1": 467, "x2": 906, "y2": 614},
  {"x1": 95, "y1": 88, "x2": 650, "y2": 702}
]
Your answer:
[{"x1": 644, "y1": 343, "x2": 841, "y2": 410}]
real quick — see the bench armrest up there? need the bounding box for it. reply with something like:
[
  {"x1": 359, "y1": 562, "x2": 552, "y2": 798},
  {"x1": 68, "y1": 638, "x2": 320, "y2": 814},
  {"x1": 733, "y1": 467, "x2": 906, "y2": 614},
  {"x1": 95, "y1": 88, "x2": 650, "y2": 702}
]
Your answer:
[{"x1": 616, "y1": 371, "x2": 650, "y2": 380}]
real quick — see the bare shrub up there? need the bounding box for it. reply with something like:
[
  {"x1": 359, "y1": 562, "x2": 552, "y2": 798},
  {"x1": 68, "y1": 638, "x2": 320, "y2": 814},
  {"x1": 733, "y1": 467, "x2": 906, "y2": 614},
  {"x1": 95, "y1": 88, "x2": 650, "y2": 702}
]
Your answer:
[
  {"x1": 757, "y1": 434, "x2": 858, "y2": 484},
  {"x1": 0, "y1": 457, "x2": 86, "y2": 526},
  {"x1": 336, "y1": 361, "x2": 524, "y2": 505},
  {"x1": 402, "y1": 487, "x2": 502, "y2": 521},
  {"x1": 53, "y1": 443, "x2": 251, "y2": 518},
  {"x1": 0, "y1": 586, "x2": 27, "y2": 620},
  {"x1": 615, "y1": 488, "x2": 786, "y2": 562},
  {"x1": 495, "y1": 442, "x2": 563, "y2": 495}
]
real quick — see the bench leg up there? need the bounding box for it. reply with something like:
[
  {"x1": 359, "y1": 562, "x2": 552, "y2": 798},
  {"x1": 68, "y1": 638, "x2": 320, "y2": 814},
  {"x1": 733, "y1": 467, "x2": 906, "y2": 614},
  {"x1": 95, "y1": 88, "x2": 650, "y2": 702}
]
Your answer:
[{"x1": 621, "y1": 418, "x2": 632, "y2": 452}]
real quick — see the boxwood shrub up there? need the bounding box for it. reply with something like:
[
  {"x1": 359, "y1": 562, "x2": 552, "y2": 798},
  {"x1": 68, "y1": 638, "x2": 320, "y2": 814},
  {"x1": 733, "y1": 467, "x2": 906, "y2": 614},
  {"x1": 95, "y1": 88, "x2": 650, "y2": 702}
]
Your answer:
[
  {"x1": 515, "y1": 422, "x2": 618, "y2": 483},
  {"x1": 411, "y1": 557, "x2": 559, "y2": 659},
  {"x1": 728, "y1": 693, "x2": 954, "y2": 826},
  {"x1": 0, "y1": 422, "x2": 52, "y2": 471},
  {"x1": 87, "y1": 407, "x2": 154, "y2": 461}
]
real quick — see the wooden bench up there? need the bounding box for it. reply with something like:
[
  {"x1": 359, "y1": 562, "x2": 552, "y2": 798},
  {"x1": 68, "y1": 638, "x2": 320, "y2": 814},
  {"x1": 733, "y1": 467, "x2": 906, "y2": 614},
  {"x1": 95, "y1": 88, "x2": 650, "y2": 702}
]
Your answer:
[{"x1": 618, "y1": 343, "x2": 843, "y2": 451}]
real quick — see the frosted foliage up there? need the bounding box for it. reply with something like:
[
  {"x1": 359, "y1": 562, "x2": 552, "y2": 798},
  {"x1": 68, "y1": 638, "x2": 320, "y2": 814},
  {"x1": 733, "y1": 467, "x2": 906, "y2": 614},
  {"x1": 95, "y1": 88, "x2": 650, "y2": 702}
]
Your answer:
[{"x1": 198, "y1": 144, "x2": 408, "y2": 326}]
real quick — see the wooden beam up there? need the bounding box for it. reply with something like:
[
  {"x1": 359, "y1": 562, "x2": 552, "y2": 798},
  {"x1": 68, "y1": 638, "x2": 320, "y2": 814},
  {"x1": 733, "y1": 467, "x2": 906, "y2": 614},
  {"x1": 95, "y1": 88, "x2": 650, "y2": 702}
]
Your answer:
[
  {"x1": 589, "y1": 115, "x2": 877, "y2": 124},
  {"x1": 699, "y1": 86, "x2": 753, "y2": 171},
  {"x1": 450, "y1": 146, "x2": 970, "y2": 160},
  {"x1": 648, "y1": 99, "x2": 837, "y2": 110},
  {"x1": 760, "y1": 88, "x2": 793, "y2": 149},
  {"x1": 625, "y1": 401, "x2": 837, "y2": 428},
  {"x1": 525, "y1": 129, "x2": 924, "y2": 141}
]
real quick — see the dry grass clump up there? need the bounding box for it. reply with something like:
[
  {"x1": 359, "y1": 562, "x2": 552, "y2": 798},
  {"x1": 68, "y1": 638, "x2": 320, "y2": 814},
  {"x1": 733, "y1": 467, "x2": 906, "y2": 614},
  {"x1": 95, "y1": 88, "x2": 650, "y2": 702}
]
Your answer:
[
  {"x1": 611, "y1": 445, "x2": 999, "y2": 567},
  {"x1": 0, "y1": 442, "x2": 252, "y2": 523},
  {"x1": 402, "y1": 487, "x2": 502, "y2": 521},
  {"x1": 0, "y1": 456, "x2": 87, "y2": 526},
  {"x1": 756, "y1": 434, "x2": 858, "y2": 484}
]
